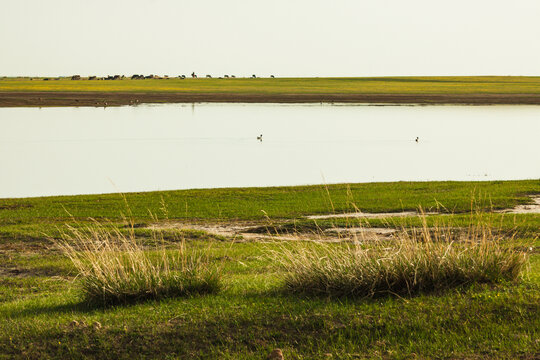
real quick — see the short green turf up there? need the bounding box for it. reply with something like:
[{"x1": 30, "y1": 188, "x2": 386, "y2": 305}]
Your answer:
[{"x1": 1, "y1": 180, "x2": 539, "y2": 223}]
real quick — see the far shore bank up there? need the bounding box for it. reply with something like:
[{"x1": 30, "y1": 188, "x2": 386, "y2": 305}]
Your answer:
[{"x1": 3, "y1": 91, "x2": 540, "y2": 107}]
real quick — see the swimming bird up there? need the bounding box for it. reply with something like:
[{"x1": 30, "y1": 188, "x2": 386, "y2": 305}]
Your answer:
[
  {"x1": 415, "y1": 137, "x2": 419, "y2": 142},
  {"x1": 257, "y1": 134, "x2": 263, "y2": 141}
]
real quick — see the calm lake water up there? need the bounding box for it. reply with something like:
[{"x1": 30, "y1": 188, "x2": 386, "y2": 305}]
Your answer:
[{"x1": 1, "y1": 103, "x2": 539, "y2": 198}]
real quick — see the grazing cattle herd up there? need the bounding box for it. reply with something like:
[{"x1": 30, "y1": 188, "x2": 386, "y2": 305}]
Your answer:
[{"x1": 68, "y1": 73, "x2": 276, "y2": 80}]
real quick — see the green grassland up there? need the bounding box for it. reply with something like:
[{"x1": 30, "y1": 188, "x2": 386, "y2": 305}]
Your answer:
[
  {"x1": 2, "y1": 180, "x2": 539, "y2": 223},
  {"x1": 0, "y1": 180, "x2": 539, "y2": 359},
  {"x1": 3, "y1": 76, "x2": 540, "y2": 95}
]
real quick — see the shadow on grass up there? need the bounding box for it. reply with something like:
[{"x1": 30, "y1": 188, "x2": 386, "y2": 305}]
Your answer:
[
  {"x1": 6, "y1": 290, "x2": 227, "y2": 319},
  {"x1": 6, "y1": 300, "x2": 98, "y2": 318},
  {"x1": 8, "y1": 279, "x2": 528, "y2": 320},
  {"x1": 3, "y1": 286, "x2": 539, "y2": 360}
]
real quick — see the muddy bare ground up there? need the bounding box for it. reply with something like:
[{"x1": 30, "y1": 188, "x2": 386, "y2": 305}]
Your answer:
[
  {"x1": 4, "y1": 92, "x2": 540, "y2": 107},
  {"x1": 307, "y1": 211, "x2": 423, "y2": 220},
  {"x1": 148, "y1": 196, "x2": 540, "y2": 242},
  {"x1": 309, "y1": 196, "x2": 540, "y2": 220},
  {"x1": 148, "y1": 221, "x2": 381, "y2": 242},
  {"x1": 498, "y1": 195, "x2": 540, "y2": 214},
  {"x1": 149, "y1": 219, "x2": 400, "y2": 243}
]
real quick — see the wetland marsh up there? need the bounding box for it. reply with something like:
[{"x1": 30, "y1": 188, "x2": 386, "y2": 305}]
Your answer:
[{"x1": 1, "y1": 95, "x2": 539, "y2": 359}]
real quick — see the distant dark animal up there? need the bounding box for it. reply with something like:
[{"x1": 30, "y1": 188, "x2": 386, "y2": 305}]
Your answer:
[
  {"x1": 131, "y1": 74, "x2": 143, "y2": 80},
  {"x1": 71, "y1": 75, "x2": 81, "y2": 80},
  {"x1": 270, "y1": 75, "x2": 275, "y2": 78},
  {"x1": 179, "y1": 75, "x2": 186, "y2": 79},
  {"x1": 145, "y1": 75, "x2": 154, "y2": 79},
  {"x1": 113, "y1": 75, "x2": 121, "y2": 80},
  {"x1": 231, "y1": 75, "x2": 236, "y2": 78},
  {"x1": 224, "y1": 75, "x2": 229, "y2": 78},
  {"x1": 252, "y1": 74, "x2": 256, "y2": 78},
  {"x1": 43, "y1": 78, "x2": 49, "y2": 81},
  {"x1": 206, "y1": 75, "x2": 212, "y2": 78},
  {"x1": 415, "y1": 137, "x2": 419, "y2": 142},
  {"x1": 191, "y1": 72, "x2": 197, "y2": 78},
  {"x1": 88, "y1": 76, "x2": 97, "y2": 80},
  {"x1": 257, "y1": 134, "x2": 263, "y2": 141}
]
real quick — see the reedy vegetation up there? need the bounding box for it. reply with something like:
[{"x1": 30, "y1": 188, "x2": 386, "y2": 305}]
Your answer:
[
  {"x1": 53, "y1": 220, "x2": 221, "y2": 305},
  {"x1": 276, "y1": 213, "x2": 528, "y2": 297},
  {"x1": 47, "y1": 190, "x2": 533, "y2": 306}
]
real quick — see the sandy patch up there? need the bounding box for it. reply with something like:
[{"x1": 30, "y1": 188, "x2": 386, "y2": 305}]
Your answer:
[
  {"x1": 307, "y1": 196, "x2": 540, "y2": 220},
  {"x1": 148, "y1": 222, "x2": 255, "y2": 238},
  {"x1": 145, "y1": 197, "x2": 539, "y2": 243},
  {"x1": 147, "y1": 221, "x2": 398, "y2": 243},
  {"x1": 498, "y1": 195, "x2": 540, "y2": 214},
  {"x1": 307, "y1": 211, "x2": 425, "y2": 220}
]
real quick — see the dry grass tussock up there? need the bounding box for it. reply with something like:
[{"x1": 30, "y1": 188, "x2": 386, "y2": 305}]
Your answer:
[
  {"x1": 53, "y1": 219, "x2": 221, "y2": 305},
  {"x1": 275, "y1": 213, "x2": 528, "y2": 298}
]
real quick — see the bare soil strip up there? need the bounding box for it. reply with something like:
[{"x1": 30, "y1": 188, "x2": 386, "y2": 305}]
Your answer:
[
  {"x1": 3, "y1": 92, "x2": 540, "y2": 107},
  {"x1": 497, "y1": 195, "x2": 540, "y2": 214},
  {"x1": 148, "y1": 221, "x2": 399, "y2": 243},
  {"x1": 307, "y1": 211, "x2": 422, "y2": 220},
  {"x1": 148, "y1": 222, "x2": 316, "y2": 242},
  {"x1": 308, "y1": 196, "x2": 540, "y2": 220},
  {"x1": 146, "y1": 197, "x2": 540, "y2": 243}
]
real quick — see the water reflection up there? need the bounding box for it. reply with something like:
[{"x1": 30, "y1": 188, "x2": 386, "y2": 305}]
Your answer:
[{"x1": 1, "y1": 103, "x2": 539, "y2": 198}]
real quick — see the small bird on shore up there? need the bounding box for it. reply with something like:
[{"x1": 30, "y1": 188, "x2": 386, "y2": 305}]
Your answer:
[
  {"x1": 415, "y1": 137, "x2": 419, "y2": 142},
  {"x1": 257, "y1": 134, "x2": 263, "y2": 141}
]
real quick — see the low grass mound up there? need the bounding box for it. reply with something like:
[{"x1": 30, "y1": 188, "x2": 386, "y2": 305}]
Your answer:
[
  {"x1": 277, "y1": 217, "x2": 528, "y2": 298},
  {"x1": 54, "y1": 221, "x2": 221, "y2": 305}
]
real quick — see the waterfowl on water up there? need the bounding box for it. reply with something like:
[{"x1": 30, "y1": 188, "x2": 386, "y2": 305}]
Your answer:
[
  {"x1": 257, "y1": 134, "x2": 263, "y2": 141},
  {"x1": 415, "y1": 137, "x2": 419, "y2": 142}
]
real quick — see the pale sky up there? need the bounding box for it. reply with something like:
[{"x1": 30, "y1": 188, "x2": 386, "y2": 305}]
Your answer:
[{"x1": 1, "y1": 0, "x2": 540, "y2": 77}]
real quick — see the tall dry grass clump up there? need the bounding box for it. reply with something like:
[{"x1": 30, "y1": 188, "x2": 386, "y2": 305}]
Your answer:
[
  {"x1": 276, "y1": 214, "x2": 527, "y2": 298},
  {"x1": 54, "y1": 220, "x2": 221, "y2": 305}
]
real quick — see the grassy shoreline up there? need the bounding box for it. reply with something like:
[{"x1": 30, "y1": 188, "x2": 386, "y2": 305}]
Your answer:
[
  {"x1": 3, "y1": 76, "x2": 540, "y2": 106},
  {"x1": 1, "y1": 180, "x2": 539, "y2": 359},
  {"x1": 2, "y1": 179, "x2": 539, "y2": 243},
  {"x1": 2, "y1": 180, "x2": 538, "y2": 221}
]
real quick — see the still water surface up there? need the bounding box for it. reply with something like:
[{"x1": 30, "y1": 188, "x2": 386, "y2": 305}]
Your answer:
[{"x1": 1, "y1": 104, "x2": 539, "y2": 198}]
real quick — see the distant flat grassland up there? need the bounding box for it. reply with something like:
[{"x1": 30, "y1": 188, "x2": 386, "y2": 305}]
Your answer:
[{"x1": 2, "y1": 76, "x2": 540, "y2": 94}]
